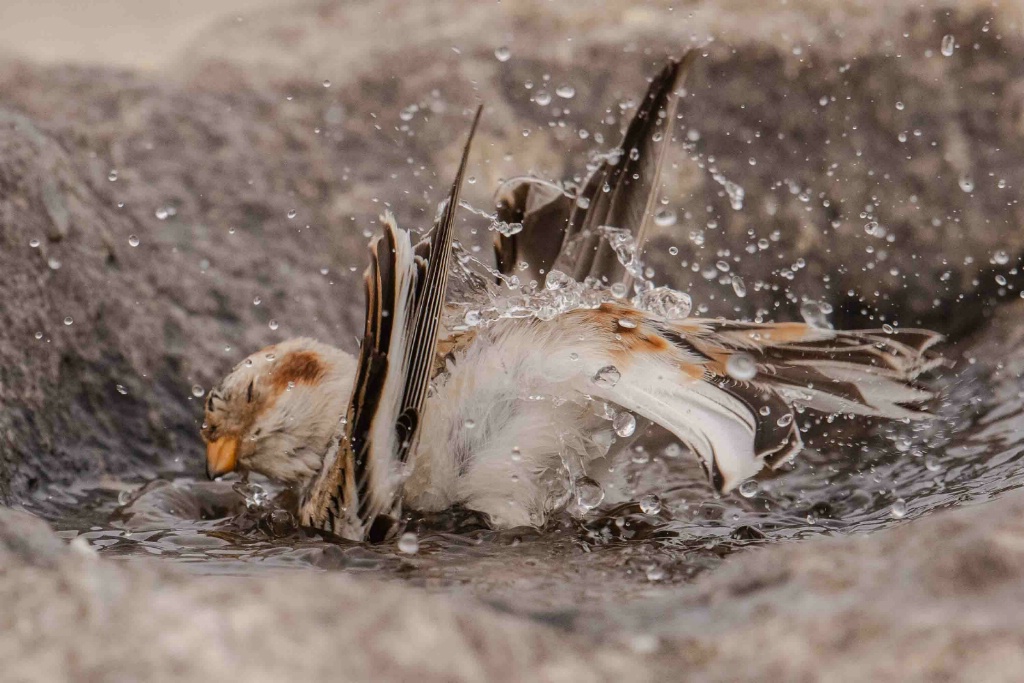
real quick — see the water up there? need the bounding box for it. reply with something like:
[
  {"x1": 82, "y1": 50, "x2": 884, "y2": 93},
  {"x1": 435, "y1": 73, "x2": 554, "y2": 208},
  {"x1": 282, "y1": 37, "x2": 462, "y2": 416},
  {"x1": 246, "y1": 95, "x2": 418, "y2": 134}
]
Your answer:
[{"x1": 21, "y1": 349, "x2": 1024, "y2": 619}]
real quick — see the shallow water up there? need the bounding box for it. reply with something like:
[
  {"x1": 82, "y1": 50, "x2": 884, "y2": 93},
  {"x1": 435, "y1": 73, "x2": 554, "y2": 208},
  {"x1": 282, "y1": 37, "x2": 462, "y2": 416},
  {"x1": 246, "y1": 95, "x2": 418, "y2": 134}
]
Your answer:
[{"x1": 23, "y1": 346, "x2": 1024, "y2": 618}]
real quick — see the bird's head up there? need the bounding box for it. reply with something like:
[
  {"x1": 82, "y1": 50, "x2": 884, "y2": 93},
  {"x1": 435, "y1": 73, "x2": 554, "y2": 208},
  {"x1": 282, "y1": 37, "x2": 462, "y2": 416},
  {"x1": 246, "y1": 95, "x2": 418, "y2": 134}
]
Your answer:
[{"x1": 201, "y1": 337, "x2": 356, "y2": 486}]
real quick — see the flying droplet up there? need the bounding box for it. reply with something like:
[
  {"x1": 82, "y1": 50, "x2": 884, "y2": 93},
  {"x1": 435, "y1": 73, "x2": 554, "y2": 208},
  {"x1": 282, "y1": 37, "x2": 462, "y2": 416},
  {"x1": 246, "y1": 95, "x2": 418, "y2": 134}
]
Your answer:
[
  {"x1": 191, "y1": 385, "x2": 205, "y2": 398},
  {"x1": 29, "y1": 238, "x2": 41, "y2": 248},
  {"x1": 398, "y1": 532, "x2": 420, "y2": 554},
  {"x1": 613, "y1": 412, "x2": 636, "y2": 437},
  {"x1": 890, "y1": 498, "x2": 908, "y2": 518},
  {"x1": 253, "y1": 296, "x2": 262, "y2": 306},
  {"x1": 800, "y1": 300, "x2": 834, "y2": 329},
  {"x1": 654, "y1": 208, "x2": 677, "y2": 227},
  {"x1": 128, "y1": 235, "x2": 140, "y2": 247},
  {"x1": 155, "y1": 207, "x2": 170, "y2": 220},
  {"x1": 463, "y1": 418, "x2": 477, "y2": 429},
  {"x1": 958, "y1": 175, "x2": 974, "y2": 193},
  {"x1": 545, "y1": 269, "x2": 573, "y2": 291},
  {"x1": 108, "y1": 169, "x2": 118, "y2": 181},
  {"x1": 322, "y1": 79, "x2": 331, "y2": 88},
  {"x1": 116, "y1": 384, "x2": 128, "y2": 395},
  {"x1": 941, "y1": 34, "x2": 956, "y2": 57},
  {"x1": 555, "y1": 85, "x2": 576, "y2": 99},
  {"x1": 268, "y1": 320, "x2": 279, "y2": 330},
  {"x1": 725, "y1": 353, "x2": 757, "y2": 381},
  {"x1": 534, "y1": 90, "x2": 552, "y2": 106},
  {"x1": 494, "y1": 46, "x2": 511, "y2": 62},
  {"x1": 731, "y1": 275, "x2": 747, "y2": 298},
  {"x1": 63, "y1": 316, "x2": 73, "y2": 326},
  {"x1": 776, "y1": 413, "x2": 794, "y2": 427},
  {"x1": 287, "y1": 209, "x2": 297, "y2": 219},
  {"x1": 639, "y1": 494, "x2": 661, "y2": 515}
]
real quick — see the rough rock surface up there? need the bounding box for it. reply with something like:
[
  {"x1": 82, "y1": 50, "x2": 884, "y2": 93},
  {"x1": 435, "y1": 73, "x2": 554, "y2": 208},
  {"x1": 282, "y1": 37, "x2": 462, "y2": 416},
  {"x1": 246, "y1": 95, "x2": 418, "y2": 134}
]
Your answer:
[{"x1": 1, "y1": 1, "x2": 1024, "y2": 681}]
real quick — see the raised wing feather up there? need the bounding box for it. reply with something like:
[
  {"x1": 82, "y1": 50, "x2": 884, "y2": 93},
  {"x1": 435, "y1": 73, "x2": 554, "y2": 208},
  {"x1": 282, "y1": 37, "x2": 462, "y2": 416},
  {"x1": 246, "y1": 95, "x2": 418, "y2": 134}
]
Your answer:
[
  {"x1": 301, "y1": 107, "x2": 481, "y2": 541},
  {"x1": 494, "y1": 54, "x2": 697, "y2": 288}
]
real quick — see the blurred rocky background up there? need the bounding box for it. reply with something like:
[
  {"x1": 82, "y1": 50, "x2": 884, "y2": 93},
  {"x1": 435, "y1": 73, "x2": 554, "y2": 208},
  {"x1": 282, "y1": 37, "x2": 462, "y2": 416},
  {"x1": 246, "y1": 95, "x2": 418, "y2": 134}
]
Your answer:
[{"x1": 1, "y1": 0, "x2": 1023, "y2": 680}]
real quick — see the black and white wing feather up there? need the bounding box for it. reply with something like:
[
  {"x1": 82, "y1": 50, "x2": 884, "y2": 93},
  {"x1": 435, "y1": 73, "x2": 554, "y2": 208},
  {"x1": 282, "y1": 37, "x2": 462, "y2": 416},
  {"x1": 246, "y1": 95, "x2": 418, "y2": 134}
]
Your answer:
[
  {"x1": 493, "y1": 53, "x2": 697, "y2": 288},
  {"x1": 301, "y1": 107, "x2": 481, "y2": 541}
]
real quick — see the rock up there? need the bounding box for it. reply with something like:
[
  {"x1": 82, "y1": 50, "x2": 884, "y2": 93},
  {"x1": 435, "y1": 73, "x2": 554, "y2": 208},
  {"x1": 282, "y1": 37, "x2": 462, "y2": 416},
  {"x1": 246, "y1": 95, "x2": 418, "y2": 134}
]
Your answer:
[{"x1": 0, "y1": 507, "x2": 640, "y2": 683}]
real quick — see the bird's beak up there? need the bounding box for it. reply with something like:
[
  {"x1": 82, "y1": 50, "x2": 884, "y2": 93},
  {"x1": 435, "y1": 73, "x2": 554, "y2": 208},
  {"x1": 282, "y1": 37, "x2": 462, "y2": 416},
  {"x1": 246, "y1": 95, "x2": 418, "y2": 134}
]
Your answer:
[{"x1": 206, "y1": 435, "x2": 239, "y2": 479}]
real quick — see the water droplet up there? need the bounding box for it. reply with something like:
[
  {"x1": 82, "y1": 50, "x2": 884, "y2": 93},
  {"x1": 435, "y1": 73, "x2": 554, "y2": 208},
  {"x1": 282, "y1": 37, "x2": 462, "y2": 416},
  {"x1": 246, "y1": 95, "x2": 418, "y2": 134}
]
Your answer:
[
  {"x1": 29, "y1": 238, "x2": 41, "y2": 248},
  {"x1": 654, "y1": 208, "x2": 677, "y2": 227},
  {"x1": 34, "y1": 331, "x2": 43, "y2": 340},
  {"x1": 494, "y1": 46, "x2": 511, "y2": 62},
  {"x1": 268, "y1": 320, "x2": 279, "y2": 330},
  {"x1": 738, "y1": 480, "x2": 760, "y2": 498},
  {"x1": 613, "y1": 412, "x2": 636, "y2": 437},
  {"x1": 108, "y1": 169, "x2": 118, "y2": 181},
  {"x1": 610, "y1": 282, "x2": 628, "y2": 299},
  {"x1": 639, "y1": 494, "x2": 661, "y2": 515},
  {"x1": 731, "y1": 275, "x2": 747, "y2": 298},
  {"x1": 48, "y1": 258, "x2": 62, "y2": 270},
  {"x1": 645, "y1": 564, "x2": 666, "y2": 581},
  {"x1": 575, "y1": 195, "x2": 590, "y2": 210},
  {"x1": 592, "y1": 365, "x2": 621, "y2": 388},
  {"x1": 800, "y1": 300, "x2": 834, "y2": 329},
  {"x1": 253, "y1": 296, "x2": 262, "y2": 306},
  {"x1": 993, "y1": 250, "x2": 1010, "y2": 266},
  {"x1": 545, "y1": 269, "x2": 574, "y2": 291},
  {"x1": 925, "y1": 455, "x2": 941, "y2": 472},
  {"x1": 776, "y1": 413, "x2": 794, "y2": 427},
  {"x1": 287, "y1": 209, "x2": 297, "y2": 219},
  {"x1": 322, "y1": 79, "x2": 331, "y2": 88},
  {"x1": 63, "y1": 316, "x2": 73, "y2": 326},
  {"x1": 191, "y1": 385, "x2": 205, "y2": 398},
  {"x1": 895, "y1": 101, "x2": 905, "y2": 111},
  {"x1": 555, "y1": 85, "x2": 575, "y2": 99},
  {"x1": 128, "y1": 235, "x2": 140, "y2": 247},
  {"x1": 890, "y1": 498, "x2": 907, "y2": 518},
  {"x1": 958, "y1": 175, "x2": 974, "y2": 193},
  {"x1": 534, "y1": 91, "x2": 552, "y2": 106},
  {"x1": 941, "y1": 34, "x2": 956, "y2": 57},
  {"x1": 510, "y1": 446, "x2": 522, "y2": 462},
  {"x1": 463, "y1": 418, "x2": 476, "y2": 429},
  {"x1": 725, "y1": 353, "x2": 758, "y2": 381},
  {"x1": 635, "y1": 286, "x2": 692, "y2": 320},
  {"x1": 398, "y1": 532, "x2": 420, "y2": 554},
  {"x1": 116, "y1": 384, "x2": 128, "y2": 395},
  {"x1": 155, "y1": 207, "x2": 170, "y2": 220},
  {"x1": 117, "y1": 489, "x2": 132, "y2": 506},
  {"x1": 575, "y1": 477, "x2": 605, "y2": 512},
  {"x1": 617, "y1": 318, "x2": 637, "y2": 329}
]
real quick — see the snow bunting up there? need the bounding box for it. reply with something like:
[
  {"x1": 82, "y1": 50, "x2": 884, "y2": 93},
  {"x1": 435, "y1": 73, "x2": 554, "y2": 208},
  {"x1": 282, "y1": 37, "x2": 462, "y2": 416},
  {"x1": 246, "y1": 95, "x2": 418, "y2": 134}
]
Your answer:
[{"x1": 202, "y1": 55, "x2": 942, "y2": 542}]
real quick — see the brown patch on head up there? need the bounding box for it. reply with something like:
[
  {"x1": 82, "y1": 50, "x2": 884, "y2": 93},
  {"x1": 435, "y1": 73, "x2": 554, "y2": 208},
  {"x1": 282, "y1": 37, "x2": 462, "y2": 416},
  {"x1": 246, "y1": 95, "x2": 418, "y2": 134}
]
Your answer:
[{"x1": 271, "y1": 350, "x2": 326, "y2": 393}]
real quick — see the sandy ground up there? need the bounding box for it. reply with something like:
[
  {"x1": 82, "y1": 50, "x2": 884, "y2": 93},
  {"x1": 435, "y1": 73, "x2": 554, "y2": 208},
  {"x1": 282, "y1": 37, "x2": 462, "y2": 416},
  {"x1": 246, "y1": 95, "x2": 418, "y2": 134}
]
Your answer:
[{"x1": 0, "y1": 0, "x2": 302, "y2": 69}]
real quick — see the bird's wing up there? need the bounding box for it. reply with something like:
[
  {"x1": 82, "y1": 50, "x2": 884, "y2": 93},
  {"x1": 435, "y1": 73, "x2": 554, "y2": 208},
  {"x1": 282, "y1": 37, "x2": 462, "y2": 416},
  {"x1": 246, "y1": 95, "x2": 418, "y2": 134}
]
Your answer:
[
  {"x1": 301, "y1": 107, "x2": 481, "y2": 542},
  {"x1": 555, "y1": 304, "x2": 942, "y2": 492},
  {"x1": 492, "y1": 54, "x2": 696, "y2": 289}
]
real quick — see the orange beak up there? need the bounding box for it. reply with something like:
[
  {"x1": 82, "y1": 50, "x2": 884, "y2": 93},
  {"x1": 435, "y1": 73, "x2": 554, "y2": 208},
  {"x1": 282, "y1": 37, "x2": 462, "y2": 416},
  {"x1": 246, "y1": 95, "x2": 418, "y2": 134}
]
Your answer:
[{"x1": 206, "y1": 435, "x2": 240, "y2": 479}]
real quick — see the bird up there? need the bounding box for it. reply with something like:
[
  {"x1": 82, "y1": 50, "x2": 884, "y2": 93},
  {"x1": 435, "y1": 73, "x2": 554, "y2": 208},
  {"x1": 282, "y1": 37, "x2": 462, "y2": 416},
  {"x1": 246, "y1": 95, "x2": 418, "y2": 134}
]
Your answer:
[{"x1": 201, "y1": 54, "x2": 942, "y2": 542}]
